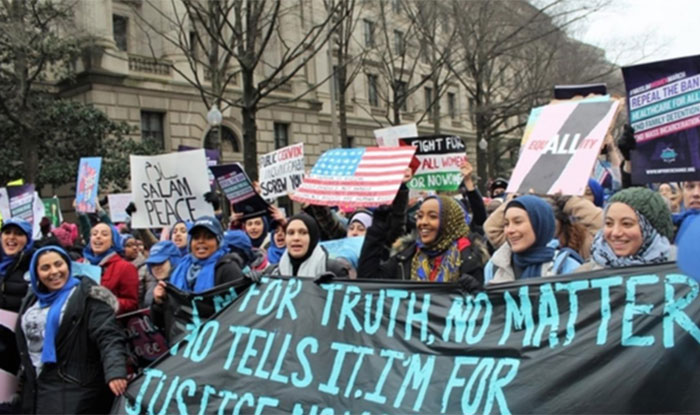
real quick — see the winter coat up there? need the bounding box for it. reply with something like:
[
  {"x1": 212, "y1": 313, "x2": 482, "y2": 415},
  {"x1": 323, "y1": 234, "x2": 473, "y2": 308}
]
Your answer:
[
  {"x1": 358, "y1": 225, "x2": 487, "y2": 283},
  {"x1": 0, "y1": 250, "x2": 32, "y2": 313},
  {"x1": 484, "y1": 242, "x2": 582, "y2": 285},
  {"x1": 484, "y1": 196, "x2": 602, "y2": 249},
  {"x1": 98, "y1": 254, "x2": 139, "y2": 314},
  {"x1": 16, "y1": 277, "x2": 127, "y2": 414}
]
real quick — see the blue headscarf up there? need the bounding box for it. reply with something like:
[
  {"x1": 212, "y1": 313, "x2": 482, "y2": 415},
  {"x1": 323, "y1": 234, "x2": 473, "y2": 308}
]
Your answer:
[
  {"x1": 507, "y1": 195, "x2": 556, "y2": 279},
  {"x1": 82, "y1": 224, "x2": 122, "y2": 265},
  {"x1": 0, "y1": 218, "x2": 34, "y2": 277},
  {"x1": 121, "y1": 234, "x2": 135, "y2": 250},
  {"x1": 587, "y1": 179, "x2": 605, "y2": 208},
  {"x1": 266, "y1": 225, "x2": 286, "y2": 265},
  {"x1": 171, "y1": 220, "x2": 193, "y2": 257},
  {"x1": 169, "y1": 218, "x2": 226, "y2": 293},
  {"x1": 28, "y1": 246, "x2": 80, "y2": 364},
  {"x1": 224, "y1": 230, "x2": 253, "y2": 263}
]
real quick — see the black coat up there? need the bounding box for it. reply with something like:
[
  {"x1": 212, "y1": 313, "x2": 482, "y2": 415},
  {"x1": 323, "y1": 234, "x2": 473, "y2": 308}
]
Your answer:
[
  {"x1": 0, "y1": 250, "x2": 32, "y2": 313},
  {"x1": 16, "y1": 277, "x2": 127, "y2": 414}
]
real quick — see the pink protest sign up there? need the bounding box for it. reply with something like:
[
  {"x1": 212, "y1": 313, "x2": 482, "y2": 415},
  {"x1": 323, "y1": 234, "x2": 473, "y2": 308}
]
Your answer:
[{"x1": 507, "y1": 99, "x2": 620, "y2": 196}]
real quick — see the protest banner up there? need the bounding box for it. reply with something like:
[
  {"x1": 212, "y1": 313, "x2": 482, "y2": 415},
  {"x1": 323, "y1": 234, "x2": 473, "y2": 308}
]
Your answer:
[
  {"x1": 0, "y1": 187, "x2": 9, "y2": 222},
  {"x1": 623, "y1": 55, "x2": 700, "y2": 183},
  {"x1": 113, "y1": 262, "x2": 700, "y2": 414},
  {"x1": 0, "y1": 310, "x2": 19, "y2": 406},
  {"x1": 400, "y1": 135, "x2": 467, "y2": 191},
  {"x1": 130, "y1": 150, "x2": 214, "y2": 229},
  {"x1": 373, "y1": 123, "x2": 418, "y2": 146},
  {"x1": 210, "y1": 163, "x2": 269, "y2": 219},
  {"x1": 7, "y1": 184, "x2": 35, "y2": 223},
  {"x1": 258, "y1": 143, "x2": 305, "y2": 200},
  {"x1": 291, "y1": 147, "x2": 416, "y2": 208},
  {"x1": 108, "y1": 193, "x2": 133, "y2": 223},
  {"x1": 75, "y1": 157, "x2": 102, "y2": 213},
  {"x1": 41, "y1": 197, "x2": 62, "y2": 227},
  {"x1": 507, "y1": 99, "x2": 620, "y2": 195},
  {"x1": 117, "y1": 309, "x2": 169, "y2": 380}
]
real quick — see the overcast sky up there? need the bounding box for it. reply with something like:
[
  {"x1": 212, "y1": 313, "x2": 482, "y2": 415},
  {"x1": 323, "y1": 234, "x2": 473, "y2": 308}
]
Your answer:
[{"x1": 575, "y1": 0, "x2": 700, "y2": 66}]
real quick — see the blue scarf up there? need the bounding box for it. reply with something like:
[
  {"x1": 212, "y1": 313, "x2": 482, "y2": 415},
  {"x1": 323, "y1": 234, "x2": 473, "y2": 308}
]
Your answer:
[
  {"x1": 169, "y1": 248, "x2": 227, "y2": 293},
  {"x1": 507, "y1": 196, "x2": 556, "y2": 279},
  {"x1": 82, "y1": 224, "x2": 122, "y2": 265},
  {"x1": 0, "y1": 219, "x2": 34, "y2": 277},
  {"x1": 266, "y1": 232, "x2": 286, "y2": 265},
  {"x1": 28, "y1": 246, "x2": 80, "y2": 364},
  {"x1": 673, "y1": 209, "x2": 700, "y2": 242}
]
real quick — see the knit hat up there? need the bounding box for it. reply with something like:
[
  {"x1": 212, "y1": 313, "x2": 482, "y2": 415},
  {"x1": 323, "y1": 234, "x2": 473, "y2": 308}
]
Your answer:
[{"x1": 607, "y1": 187, "x2": 674, "y2": 239}]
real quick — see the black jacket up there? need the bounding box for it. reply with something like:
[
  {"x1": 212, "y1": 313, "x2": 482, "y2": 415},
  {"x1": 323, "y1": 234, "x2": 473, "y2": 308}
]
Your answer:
[
  {"x1": 16, "y1": 277, "x2": 127, "y2": 414},
  {"x1": 1, "y1": 250, "x2": 32, "y2": 313}
]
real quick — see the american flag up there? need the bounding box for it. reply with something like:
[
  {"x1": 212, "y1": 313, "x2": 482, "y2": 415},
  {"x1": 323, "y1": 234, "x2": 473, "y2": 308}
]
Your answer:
[{"x1": 291, "y1": 146, "x2": 416, "y2": 207}]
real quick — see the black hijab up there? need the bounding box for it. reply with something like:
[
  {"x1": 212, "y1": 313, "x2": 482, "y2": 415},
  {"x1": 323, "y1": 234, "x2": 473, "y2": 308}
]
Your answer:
[{"x1": 286, "y1": 213, "x2": 320, "y2": 276}]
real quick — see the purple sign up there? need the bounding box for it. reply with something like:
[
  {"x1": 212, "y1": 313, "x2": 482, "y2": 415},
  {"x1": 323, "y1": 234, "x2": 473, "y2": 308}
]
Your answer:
[
  {"x1": 623, "y1": 55, "x2": 700, "y2": 183},
  {"x1": 210, "y1": 163, "x2": 269, "y2": 219},
  {"x1": 7, "y1": 184, "x2": 35, "y2": 223}
]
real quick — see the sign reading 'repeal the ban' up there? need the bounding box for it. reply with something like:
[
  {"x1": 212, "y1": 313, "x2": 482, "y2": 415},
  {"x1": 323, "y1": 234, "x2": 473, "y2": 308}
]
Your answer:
[
  {"x1": 130, "y1": 150, "x2": 214, "y2": 229},
  {"x1": 113, "y1": 263, "x2": 700, "y2": 415},
  {"x1": 623, "y1": 54, "x2": 700, "y2": 183},
  {"x1": 508, "y1": 99, "x2": 620, "y2": 196}
]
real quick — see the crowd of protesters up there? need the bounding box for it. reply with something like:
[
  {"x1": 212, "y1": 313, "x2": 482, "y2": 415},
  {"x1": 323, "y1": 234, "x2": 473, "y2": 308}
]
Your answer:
[{"x1": 0, "y1": 122, "x2": 699, "y2": 414}]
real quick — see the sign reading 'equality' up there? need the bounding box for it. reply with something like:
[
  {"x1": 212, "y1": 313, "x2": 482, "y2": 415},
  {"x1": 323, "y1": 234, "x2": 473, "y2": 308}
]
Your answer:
[{"x1": 114, "y1": 263, "x2": 700, "y2": 414}]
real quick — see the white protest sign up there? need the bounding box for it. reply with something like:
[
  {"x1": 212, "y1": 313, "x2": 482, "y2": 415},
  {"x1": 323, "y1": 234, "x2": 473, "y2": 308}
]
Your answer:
[
  {"x1": 108, "y1": 193, "x2": 134, "y2": 223},
  {"x1": 0, "y1": 187, "x2": 9, "y2": 221},
  {"x1": 130, "y1": 150, "x2": 214, "y2": 229},
  {"x1": 258, "y1": 143, "x2": 305, "y2": 200},
  {"x1": 373, "y1": 123, "x2": 418, "y2": 146}
]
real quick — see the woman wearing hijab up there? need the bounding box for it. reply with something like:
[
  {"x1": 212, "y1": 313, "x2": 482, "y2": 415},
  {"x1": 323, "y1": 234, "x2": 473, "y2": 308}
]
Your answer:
[
  {"x1": 16, "y1": 246, "x2": 127, "y2": 414},
  {"x1": 358, "y1": 195, "x2": 488, "y2": 287},
  {"x1": 269, "y1": 213, "x2": 349, "y2": 278},
  {"x1": 0, "y1": 218, "x2": 34, "y2": 312},
  {"x1": 265, "y1": 222, "x2": 286, "y2": 265},
  {"x1": 81, "y1": 222, "x2": 139, "y2": 313},
  {"x1": 346, "y1": 210, "x2": 373, "y2": 237},
  {"x1": 170, "y1": 220, "x2": 191, "y2": 257},
  {"x1": 584, "y1": 178, "x2": 605, "y2": 208},
  {"x1": 578, "y1": 187, "x2": 675, "y2": 272},
  {"x1": 243, "y1": 215, "x2": 269, "y2": 249},
  {"x1": 485, "y1": 195, "x2": 582, "y2": 284}
]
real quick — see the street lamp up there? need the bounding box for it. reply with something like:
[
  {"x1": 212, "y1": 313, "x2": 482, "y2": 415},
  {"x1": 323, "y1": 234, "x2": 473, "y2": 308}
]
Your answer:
[
  {"x1": 478, "y1": 138, "x2": 488, "y2": 151},
  {"x1": 207, "y1": 104, "x2": 222, "y2": 127}
]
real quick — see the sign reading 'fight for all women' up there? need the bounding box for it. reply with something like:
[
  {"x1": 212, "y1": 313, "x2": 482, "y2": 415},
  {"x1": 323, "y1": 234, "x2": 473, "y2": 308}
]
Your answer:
[
  {"x1": 114, "y1": 263, "x2": 700, "y2": 414},
  {"x1": 130, "y1": 149, "x2": 214, "y2": 228}
]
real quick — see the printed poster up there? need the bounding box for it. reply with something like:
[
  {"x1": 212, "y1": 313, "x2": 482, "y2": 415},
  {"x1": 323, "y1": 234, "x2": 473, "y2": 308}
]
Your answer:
[
  {"x1": 258, "y1": 143, "x2": 305, "y2": 201},
  {"x1": 41, "y1": 197, "x2": 62, "y2": 227},
  {"x1": 108, "y1": 193, "x2": 134, "y2": 223},
  {"x1": 7, "y1": 185, "x2": 35, "y2": 223},
  {"x1": 130, "y1": 150, "x2": 214, "y2": 229},
  {"x1": 401, "y1": 135, "x2": 467, "y2": 192},
  {"x1": 75, "y1": 157, "x2": 102, "y2": 213},
  {"x1": 210, "y1": 164, "x2": 269, "y2": 219},
  {"x1": 623, "y1": 54, "x2": 700, "y2": 183},
  {"x1": 507, "y1": 99, "x2": 620, "y2": 195}
]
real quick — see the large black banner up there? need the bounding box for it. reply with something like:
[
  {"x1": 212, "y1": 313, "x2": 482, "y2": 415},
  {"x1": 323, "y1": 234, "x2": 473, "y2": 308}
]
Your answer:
[{"x1": 113, "y1": 263, "x2": 700, "y2": 414}]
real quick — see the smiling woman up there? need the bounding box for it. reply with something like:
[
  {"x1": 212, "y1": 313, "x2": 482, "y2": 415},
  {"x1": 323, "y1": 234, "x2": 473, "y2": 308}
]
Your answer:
[{"x1": 0, "y1": 218, "x2": 34, "y2": 312}]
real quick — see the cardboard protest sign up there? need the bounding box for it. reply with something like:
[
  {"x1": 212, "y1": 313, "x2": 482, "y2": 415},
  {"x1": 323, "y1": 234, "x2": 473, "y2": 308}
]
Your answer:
[
  {"x1": 179, "y1": 145, "x2": 219, "y2": 187},
  {"x1": 130, "y1": 150, "x2": 214, "y2": 229},
  {"x1": 108, "y1": 193, "x2": 133, "y2": 223},
  {"x1": 400, "y1": 135, "x2": 467, "y2": 191},
  {"x1": 291, "y1": 147, "x2": 416, "y2": 208},
  {"x1": 0, "y1": 187, "x2": 9, "y2": 222},
  {"x1": 0, "y1": 310, "x2": 19, "y2": 405},
  {"x1": 7, "y1": 184, "x2": 35, "y2": 223},
  {"x1": 114, "y1": 263, "x2": 700, "y2": 414},
  {"x1": 258, "y1": 143, "x2": 305, "y2": 201},
  {"x1": 41, "y1": 197, "x2": 62, "y2": 227},
  {"x1": 117, "y1": 309, "x2": 168, "y2": 380},
  {"x1": 210, "y1": 164, "x2": 269, "y2": 219},
  {"x1": 623, "y1": 55, "x2": 700, "y2": 183},
  {"x1": 75, "y1": 157, "x2": 102, "y2": 213},
  {"x1": 507, "y1": 99, "x2": 620, "y2": 195},
  {"x1": 373, "y1": 123, "x2": 418, "y2": 146}
]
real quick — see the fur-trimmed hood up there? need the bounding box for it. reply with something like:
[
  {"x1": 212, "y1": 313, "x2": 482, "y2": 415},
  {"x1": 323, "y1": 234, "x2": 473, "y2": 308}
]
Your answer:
[{"x1": 87, "y1": 283, "x2": 120, "y2": 313}]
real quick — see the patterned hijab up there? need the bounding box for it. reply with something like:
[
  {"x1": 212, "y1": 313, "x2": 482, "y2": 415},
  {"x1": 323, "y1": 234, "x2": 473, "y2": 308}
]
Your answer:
[{"x1": 411, "y1": 196, "x2": 471, "y2": 282}]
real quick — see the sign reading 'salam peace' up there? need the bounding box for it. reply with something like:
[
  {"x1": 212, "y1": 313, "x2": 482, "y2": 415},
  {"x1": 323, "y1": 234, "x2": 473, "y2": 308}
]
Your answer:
[{"x1": 113, "y1": 263, "x2": 700, "y2": 414}]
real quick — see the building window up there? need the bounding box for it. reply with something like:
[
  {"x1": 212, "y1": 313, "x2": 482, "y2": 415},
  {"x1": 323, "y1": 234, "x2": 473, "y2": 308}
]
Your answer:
[
  {"x1": 274, "y1": 123, "x2": 289, "y2": 149},
  {"x1": 424, "y1": 87, "x2": 433, "y2": 120},
  {"x1": 394, "y1": 30, "x2": 405, "y2": 55},
  {"x1": 363, "y1": 19, "x2": 375, "y2": 47},
  {"x1": 113, "y1": 15, "x2": 128, "y2": 52},
  {"x1": 448, "y1": 92, "x2": 456, "y2": 119},
  {"x1": 347, "y1": 136, "x2": 355, "y2": 148},
  {"x1": 367, "y1": 74, "x2": 378, "y2": 107},
  {"x1": 396, "y1": 80, "x2": 408, "y2": 111},
  {"x1": 140, "y1": 111, "x2": 164, "y2": 149},
  {"x1": 332, "y1": 65, "x2": 341, "y2": 101},
  {"x1": 206, "y1": 126, "x2": 241, "y2": 153}
]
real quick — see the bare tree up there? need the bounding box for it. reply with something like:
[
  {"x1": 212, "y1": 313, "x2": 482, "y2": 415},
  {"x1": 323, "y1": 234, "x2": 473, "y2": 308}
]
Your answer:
[{"x1": 136, "y1": 0, "x2": 346, "y2": 179}]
